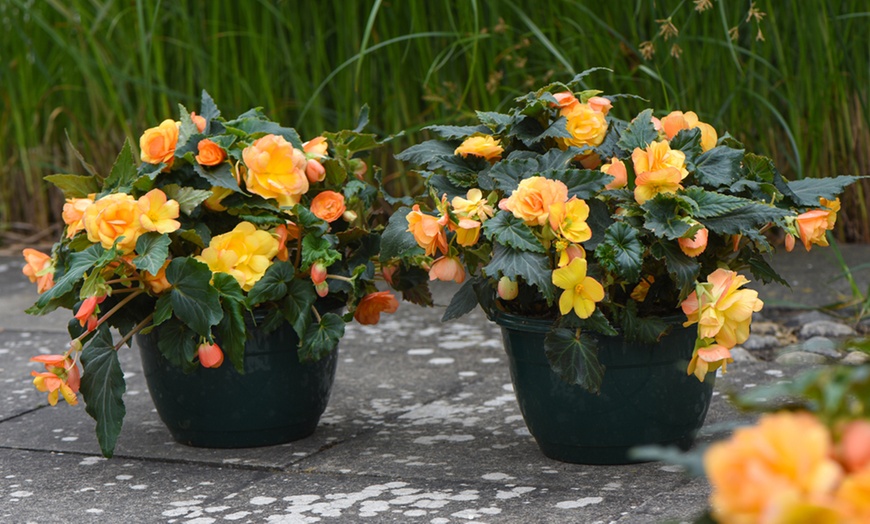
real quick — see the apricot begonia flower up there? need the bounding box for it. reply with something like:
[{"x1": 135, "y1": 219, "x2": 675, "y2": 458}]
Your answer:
[
  {"x1": 796, "y1": 198, "x2": 840, "y2": 251},
  {"x1": 552, "y1": 257, "x2": 605, "y2": 319},
  {"x1": 303, "y1": 136, "x2": 329, "y2": 157},
  {"x1": 454, "y1": 135, "x2": 503, "y2": 162},
  {"x1": 406, "y1": 205, "x2": 448, "y2": 257},
  {"x1": 190, "y1": 112, "x2": 207, "y2": 133},
  {"x1": 679, "y1": 227, "x2": 709, "y2": 257},
  {"x1": 600, "y1": 157, "x2": 628, "y2": 190},
  {"x1": 242, "y1": 134, "x2": 310, "y2": 207},
  {"x1": 634, "y1": 168, "x2": 684, "y2": 204},
  {"x1": 138, "y1": 189, "x2": 181, "y2": 234},
  {"x1": 310, "y1": 191, "x2": 346, "y2": 223},
  {"x1": 143, "y1": 261, "x2": 172, "y2": 294},
  {"x1": 195, "y1": 139, "x2": 226, "y2": 167},
  {"x1": 204, "y1": 186, "x2": 233, "y2": 212},
  {"x1": 587, "y1": 96, "x2": 612, "y2": 115},
  {"x1": 632, "y1": 140, "x2": 688, "y2": 180},
  {"x1": 559, "y1": 103, "x2": 608, "y2": 150},
  {"x1": 139, "y1": 119, "x2": 179, "y2": 166},
  {"x1": 835, "y1": 469, "x2": 870, "y2": 523},
  {"x1": 83, "y1": 193, "x2": 144, "y2": 253},
  {"x1": 22, "y1": 248, "x2": 54, "y2": 294},
  {"x1": 548, "y1": 197, "x2": 591, "y2": 243},
  {"x1": 452, "y1": 188, "x2": 494, "y2": 223},
  {"x1": 704, "y1": 411, "x2": 844, "y2": 524},
  {"x1": 682, "y1": 268, "x2": 764, "y2": 348},
  {"x1": 429, "y1": 256, "x2": 466, "y2": 284},
  {"x1": 661, "y1": 110, "x2": 718, "y2": 152},
  {"x1": 30, "y1": 354, "x2": 81, "y2": 406},
  {"x1": 197, "y1": 343, "x2": 224, "y2": 368},
  {"x1": 196, "y1": 221, "x2": 279, "y2": 292},
  {"x1": 354, "y1": 291, "x2": 399, "y2": 325},
  {"x1": 62, "y1": 196, "x2": 94, "y2": 238},
  {"x1": 501, "y1": 176, "x2": 569, "y2": 227},
  {"x1": 551, "y1": 91, "x2": 579, "y2": 110},
  {"x1": 686, "y1": 342, "x2": 733, "y2": 381},
  {"x1": 74, "y1": 295, "x2": 106, "y2": 329}
]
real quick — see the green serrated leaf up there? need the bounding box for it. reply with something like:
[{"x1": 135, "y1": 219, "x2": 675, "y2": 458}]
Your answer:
[
  {"x1": 79, "y1": 326, "x2": 126, "y2": 458},
  {"x1": 102, "y1": 139, "x2": 137, "y2": 193},
  {"x1": 483, "y1": 243, "x2": 554, "y2": 303},
  {"x1": 301, "y1": 235, "x2": 341, "y2": 271},
  {"x1": 584, "y1": 198, "x2": 613, "y2": 251},
  {"x1": 642, "y1": 195, "x2": 693, "y2": 239},
  {"x1": 161, "y1": 184, "x2": 212, "y2": 215},
  {"x1": 299, "y1": 312, "x2": 344, "y2": 362},
  {"x1": 442, "y1": 277, "x2": 480, "y2": 322},
  {"x1": 44, "y1": 174, "x2": 100, "y2": 199},
  {"x1": 669, "y1": 127, "x2": 702, "y2": 162},
  {"x1": 395, "y1": 139, "x2": 456, "y2": 169},
  {"x1": 166, "y1": 257, "x2": 223, "y2": 337},
  {"x1": 746, "y1": 252, "x2": 788, "y2": 286},
  {"x1": 482, "y1": 212, "x2": 545, "y2": 253},
  {"x1": 225, "y1": 118, "x2": 303, "y2": 149},
  {"x1": 291, "y1": 204, "x2": 329, "y2": 237},
  {"x1": 212, "y1": 272, "x2": 246, "y2": 302},
  {"x1": 787, "y1": 176, "x2": 861, "y2": 207},
  {"x1": 199, "y1": 90, "x2": 220, "y2": 122},
  {"x1": 156, "y1": 318, "x2": 199, "y2": 369},
  {"x1": 649, "y1": 241, "x2": 700, "y2": 298},
  {"x1": 380, "y1": 207, "x2": 424, "y2": 261},
  {"x1": 281, "y1": 280, "x2": 317, "y2": 339},
  {"x1": 423, "y1": 125, "x2": 490, "y2": 139},
  {"x1": 620, "y1": 300, "x2": 672, "y2": 343},
  {"x1": 544, "y1": 327, "x2": 604, "y2": 394},
  {"x1": 193, "y1": 163, "x2": 241, "y2": 192},
  {"x1": 523, "y1": 116, "x2": 572, "y2": 145},
  {"x1": 322, "y1": 129, "x2": 380, "y2": 155},
  {"x1": 682, "y1": 187, "x2": 748, "y2": 219},
  {"x1": 595, "y1": 223, "x2": 643, "y2": 282},
  {"x1": 702, "y1": 202, "x2": 788, "y2": 235},
  {"x1": 694, "y1": 146, "x2": 743, "y2": 188},
  {"x1": 217, "y1": 297, "x2": 246, "y2": 373},
  {"x1": 616, "y1": 108, "x2": 657, "y2": 151},
  {"x1": 245, "y1": 261, "x2": 295, "y2": 307},
  {"x1": 153, "y1": 294, "x2": 172, "y2": 327},
  {"x1": 488, "y1": 157, "x2": 539, "y2": 192},
  {"x1": 476, "y1": 111, "x2": 513, "y2": 132},
  {"x1": 133, "y1": 233, "x2": 171, "y2": 275},
  {"x1": 34, "y1": 244, "x2": 106, "y2": 311}
]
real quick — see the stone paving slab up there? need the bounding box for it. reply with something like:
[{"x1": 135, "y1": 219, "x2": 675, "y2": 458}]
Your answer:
[{"x1": 1, "y1": 249, "x2": 868, "y2": 523}]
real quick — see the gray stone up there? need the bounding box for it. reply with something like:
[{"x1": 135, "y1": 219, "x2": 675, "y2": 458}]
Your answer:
[
  {"x1": 799, "y1": 320, "x2": 856, "y2": 339},
  {"x1": 842, "y1": 351, "x2": 870, "y2": 365},
  {"x1": 741, "y1": 334, "x2": 780, "y2": 351},
  {"x1": 799, "y1": 336, "x2": 842, "y2": 358},
  {"x1": 783, "y1": 310, "x2": 832, "y2": 328},
  {"x1": 774, "y1": 351, "x2": 829, "y2": 365},
  {"x1": 729, "y1": 346, "x2": 759, "y2": 362}
]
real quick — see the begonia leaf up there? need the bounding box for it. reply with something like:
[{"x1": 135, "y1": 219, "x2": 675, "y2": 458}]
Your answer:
[
  {"x1": 80, "y1": 326, "x2": 126, "y2": 458},
  {"x1": 299, "y1": 312, "x2": 344, "y2": 362},
  {"x1": 133, "y1": 232, "x2": 171, "y2": 276},
  {"x1": 544, "y1": 327, "x2": 604, "y2": 394},
  {"x1": 166, "y1": 257, "x2": 223, "y2": 337}
]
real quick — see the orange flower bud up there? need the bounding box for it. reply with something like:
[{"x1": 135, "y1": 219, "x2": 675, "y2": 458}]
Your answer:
[
  {"x1": 839, "y1": 420, "x2": 870, "y2": 473},
  {"x1": 311, "y1": 262, "x2": 328, "y2": 285},
  {"x1": 551, "y1": 91, "x2": 579, "y2": 110},
  {"x1": 315, "y1": 281, "x2": 330, "y2": 298},
  {"x1": 498, "y1": 276, "x2": 518, "y2": 300},
  {"x1": 587, "y1": 96, "x2": 612, "y2": 115},
  {"x1": 74, "y1": 295, "x2": 106, "y2": 328},
  {"x1": 195, "y1": 139, "x2": 226, "y2": 167},
  {"x1": 302, "y1": 136, "x2": 329, "y2": 157},
  {"x1": 350, "y1": 159, "x2": 368, "y2": 179},
  {"x1": 197, "y1": 343, "x2": 224, "y2": 368},
  {"x1": 679, "y1": 227, "x2": 709, "y2": 257},
  {"x1": 306, "y1": 159, "x2": 326, "y2": 183}
]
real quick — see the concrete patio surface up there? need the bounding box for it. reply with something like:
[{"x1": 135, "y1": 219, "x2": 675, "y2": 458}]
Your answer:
[{"x1": 1, "y1": 245, "x2": 868, "y2": 524}]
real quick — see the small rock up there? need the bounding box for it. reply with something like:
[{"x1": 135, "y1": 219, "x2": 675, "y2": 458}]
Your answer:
[
  {"x1": 784, "y1": 311, "x2": 832, "y2": 328},
  {"x1": 750, "y1": 321, "x2": 786, "y2": 337},
  {"x1": 774, "y1": 351, "x2": 829, "y2": 365},
  {"x1": 729, "y1": 346, "x2": 759, "y2": 362},
  {"x1": 799, "y1": 336, "x2": 841, "y2": 358},
  {"x1": 857, "y1": 318, "x2": 870, "y2": 335},
  {"x1": 742, "y1": 334, "x2": 780, "y2": 351},
  {"x1": 841, "y1": 351, "x2": 870, "y2": 365},
  {"x1": 799, "y1": 320, "x2": 856, "y2": 339}
]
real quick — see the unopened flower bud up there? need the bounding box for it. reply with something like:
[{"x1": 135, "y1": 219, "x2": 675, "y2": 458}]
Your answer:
[
  {"x1": 306, "y1": 159, "x2": 326, "y2": 183},
  {"x1": 350, "y1": 158, "x2": 367, "y2": 179},
  {"x1": 342, "y1": 209, "x2": 358, "y2": 223},
  {"x1": 498, "y1": 276, "x2": 518, "y2": 301},
  {"x1": 315, "y1": 281, "x2": 329, "y2": 298},
  {"x1": 382, "y1": 264, "x2": 398, "y2": 286},
  {"x1": 311, "y1": 262, "x2": 328, "y2": 285},
  {"x1": 197, "y1": 343, "x2": 224, "y2": 368},
  {"x1": 785, "y1": 233, "x2": 796, "y2": 252}
]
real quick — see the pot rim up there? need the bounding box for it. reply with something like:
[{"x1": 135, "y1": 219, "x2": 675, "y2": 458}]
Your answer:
[{"x1": 491, "y1": 309, "x2": 688, "y2": 335}]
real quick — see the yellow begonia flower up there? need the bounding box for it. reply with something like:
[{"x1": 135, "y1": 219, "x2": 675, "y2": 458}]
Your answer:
[
  {"x1": 632, "y1": 140, "x2": 688, "y2": 180},
  {"x1": 634, "y1": 168, "x2": 684, "y2": 204},
  {"x1": 138, "y1": 189, "x2": 181, "y2": 234},
  {"x1": 454, "y1": 135, "x2": 503, "y2": 162},
  {"x1": 455, "y1": 218, "x2": 481, "y2": 247},
  {"x1": 552, "y1": 258, "x2": 605, "y2": 319},
  {"x1": 83, "y1": 192, "x2": 145, "y2": 253},
  {"x1": 196, "y1": 222, "x2": 279, "y2": 291},
  {"x1": 558, "y1": 103, "x2": 608, "y2": 150},
  {"x1": 661, "y1": 110, "x2": 719, "y2": 152},
  {"x1": 548, "y1": 197, "x2": 591, "y2": 243},
  {"x1": 452, "y1": 188, "x2": 494, "y2": 223},
  {"x1": 556, "y1": 242, "x2": 585, "y2": 268},
  {"x1": 681, "y1": 269, "x2": 764, "y2": 348}
]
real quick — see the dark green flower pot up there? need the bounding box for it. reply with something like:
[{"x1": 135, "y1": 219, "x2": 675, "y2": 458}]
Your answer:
[
  {"x1": 137, "y1": 317, "x2": 338, "y2": 448},
  {"x1": 495, "y1": 312, "x2": 715, "y2": 465}
]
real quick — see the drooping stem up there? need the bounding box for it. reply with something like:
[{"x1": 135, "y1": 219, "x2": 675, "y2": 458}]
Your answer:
[
  {"x1": 94, "y1": 289, "x2": 146, "y2": 331},
  {"x1": 325, "y1": 274, "x2": 354, "y2": 283},
  {"x1": 294, "y1": 235, "x2": 303, "y2": 269},
  {"x1": 114, "y1": 313, "x2": 154, "y2": 351},
  {"x1": 310, "y1": 305, "x2": 322, "y2": 324}
]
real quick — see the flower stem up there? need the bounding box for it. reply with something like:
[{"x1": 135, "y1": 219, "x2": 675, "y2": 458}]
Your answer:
[
  {"x1": 114, "y1": 314, "x2": 154, "y2": 351},
  {"x1": 325, "y1": 274, "x2": 354, "y2": 283},
  {"x1": 311, "y1": 305, "x2": 322, "y2": 324},
  {"x1": 94, "y1": 289, "x2": 146, "y2": 331}
]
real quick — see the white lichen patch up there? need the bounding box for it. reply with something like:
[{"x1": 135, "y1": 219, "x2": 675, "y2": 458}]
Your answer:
[
  {"x1": 412, "y1": 434, "x2": 475, "y2": 445},
  {"x1": 556, "y1": 497, "x2": 604, "y2": 509}
]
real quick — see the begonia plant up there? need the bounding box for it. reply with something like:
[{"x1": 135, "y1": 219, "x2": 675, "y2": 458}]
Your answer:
[
  {"x1": 382, "y1": 70, "x2": 859, "y2": 394},
  {"x1": 22, "y1": 92, "x2": 400, "y2": 456}
]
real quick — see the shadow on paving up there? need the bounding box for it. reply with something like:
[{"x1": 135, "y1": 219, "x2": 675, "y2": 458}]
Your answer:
[{"x1": 1, "y1": 247, "x2": 868, "y2": 523}]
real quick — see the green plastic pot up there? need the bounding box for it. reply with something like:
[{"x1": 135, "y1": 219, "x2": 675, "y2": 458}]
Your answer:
[
  {"x1": 495, "y1": 311, "x2": 715, "y2": 465},
  {"x1": 137, "y1": 314, "x2": 338, "y2": 448}
]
